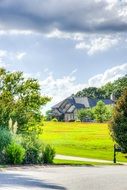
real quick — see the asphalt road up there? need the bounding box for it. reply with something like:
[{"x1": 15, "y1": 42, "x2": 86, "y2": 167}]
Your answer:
[{"x1": 0, "y1": 165, "x2": 127, "y2": 190}]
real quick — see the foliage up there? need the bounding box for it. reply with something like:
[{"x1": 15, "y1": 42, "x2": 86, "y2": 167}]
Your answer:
[
  {"x1": 51, "y1": 118, "x2": 58, "y2": 122},
  {"x1": 109, "y1": 89, "x2": 127, "y2": 152},
  {"x1": 101, "y1": 82, "x2": 114, "y2": 98},
  {"x1": 22, "y1": 135, "x2": 43, "y2": 164},
  {"x1": 45, "y1": 110, "x2": 54, "y2": 121},
  {"x1": 5, "y1": 142, "x2": 25, "y2": 164},
  {"x1": 0, "y1": 128, "x2": 12, "y2": 152},
  {"x1": 113, "y1": 75, "x2": 127, "y2": 99},
  {"x1": 22, "y1": 135, "x2": 55, "y2": 164},
  {"x1": 43, "y1": 144, "x2": 55, "y2": 164},
  {"x1": 105, "y1": 105, "x2": 113, "y2": 121},
  {"x1": 93, "y1": 101, "x2": 111, "y2": 123},
  {"x1": 77, "y1": 102, "x2": 112, "y2": 123},
  {"x1": 0, "y1": 68, "x2": 50, "y2": 133},
  {"x1": 26, "y1": 119, "x2": 43, "y2": 136},
  {"x1": 78, "y1": 108, "x2": 94, "y2": 122},
  {"x1": 76, "y1": 87, "x2": 105, "y2": 99},
  {"x1": 75, "y1": 75, "x2": 127, "y2": 100}
]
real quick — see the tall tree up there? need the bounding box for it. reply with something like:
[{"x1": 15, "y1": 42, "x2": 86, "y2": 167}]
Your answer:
[
  {"x1": 109, "y1": 89, "x2": 127, "y2": 152},
  {"x1": 93, "y1": 101, "x2": 109, "y2": 123},
  {"x1": 0, "y1": 68, "x2": 50, "y2": 133}
]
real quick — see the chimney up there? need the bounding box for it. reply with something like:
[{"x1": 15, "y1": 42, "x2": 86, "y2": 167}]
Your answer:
[{"x1": 110, "y1": 93, "x2": 116, "y2": 102}]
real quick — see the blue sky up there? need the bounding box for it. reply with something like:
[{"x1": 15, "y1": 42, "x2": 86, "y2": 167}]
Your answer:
[{"x1": 0, "y1": 0, "x2": 127, "y2": 112}]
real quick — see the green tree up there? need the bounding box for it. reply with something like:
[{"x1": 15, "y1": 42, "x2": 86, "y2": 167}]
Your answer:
[
  {"x1": 0, "y1": 68, "x2": 50, "y2": 133},
  {"x1": 109, "y1": 89, "x2": 127, "y2": 152},
  {"x1": 113, "y1": 75, "x2": 127, "y2": 99},
  {"x1": 45, "y1": 110, "x2": 53, "y2": 121},
  {"x1": 75, "y1": 75, "x2": 127, "y2": 100},
  {"x1": 78, "y1": 108, "x2": 94, "y2": 122},
  {"x1": 93, "y1": 101, "x2": 109, "y2": 123},
  {"x1": 101, "y1": 82, "x2": 113, "y2": 98}
]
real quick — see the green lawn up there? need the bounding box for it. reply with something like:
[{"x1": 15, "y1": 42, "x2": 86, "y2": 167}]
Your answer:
[
  {"x1": 40, "y1": 122, "x2": 127, "y2": 162},
  {"x1": 54, "y1": 159, "x2": 121, "y2": 166}
]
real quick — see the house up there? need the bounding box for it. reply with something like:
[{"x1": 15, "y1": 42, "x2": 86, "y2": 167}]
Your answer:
[{"x1": 52, "y1": 96, "x2": 114, "y2": 121}]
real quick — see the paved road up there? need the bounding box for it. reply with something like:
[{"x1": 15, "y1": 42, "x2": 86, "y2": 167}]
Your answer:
[{"x1": 1, "y1": 166, "x2": 127, "y2": 190}]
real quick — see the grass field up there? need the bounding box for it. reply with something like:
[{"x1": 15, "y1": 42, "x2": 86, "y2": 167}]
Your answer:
[
  {"x1": 40, "y1": 122, "x2": 127, "y2": 162},
  {"x1": 54, "y1": 159, "x2": 121, "y2": 166}
]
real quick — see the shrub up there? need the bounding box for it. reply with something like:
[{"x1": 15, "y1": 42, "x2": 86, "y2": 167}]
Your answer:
[
  {"x1": 51, "y1": 118, "x2": 58, "y2": 122},
  {"x1": 22, "y1": 135, "x2": 43, "y2": 164},
  {"x1": 93, "y1": 101, "x2": 110, "y2": 123},
  {"x1": 75, "y1": 119, "x2": 81, "y2": 122},
  {"x1": 78, "y1": 108, "x2": 94, "y2": 122},
  {"x1": 109, "y1": 89, "x2": 127, "y2": 152},
  {"x1": 0, "y1": 128, "x2": 12, "y2": 152},
  {"x1": 5, "y1": 143, "x2": 25, "y2": 164},
  {"x1": 43, "y1": 144, "x2": 55, "y2": 164}
]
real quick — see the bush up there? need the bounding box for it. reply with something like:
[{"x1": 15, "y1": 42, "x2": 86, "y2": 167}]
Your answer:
[
  {"x1": 22, "y1": 135, "x2": 55, "y2": 164},
  {"x1": 51, "y1": 118, "x2": 58, "y2": 122},
  {"x1": 93, "y1": 101, "x2": 110, "y2": 123},
  {"x1": 78, "y1": 108, "x2": 94, "y2": 122},
  {"x1": 0, "y1": 128, "x2": 12, "y2": 152},
  {"x1": 109, "y1": 89, "x2": 127, "y2": 152},
  {"x1": 22, "y1": 135, "x2": 43, "y2": 164},
  {"x1": 5, "y1": 143, "x2": 25, "y2": 164},
  {"x1": 43, "y1": 144, "x2": 55, "y2": 164}
]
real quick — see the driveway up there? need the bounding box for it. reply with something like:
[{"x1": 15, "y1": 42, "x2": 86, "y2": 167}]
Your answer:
[{"x1": 0, "y1": 165, "x2": 127, "y2": 190}]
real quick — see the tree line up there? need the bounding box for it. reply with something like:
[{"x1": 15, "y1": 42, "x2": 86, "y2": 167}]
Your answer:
[{"x1": 75, "y1": 75, "x2": 127, "y2": 100}]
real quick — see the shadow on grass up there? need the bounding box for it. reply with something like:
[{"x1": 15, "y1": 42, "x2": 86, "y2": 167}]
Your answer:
[
  {"x1": 54, "y1": 163, "x2": 94, "y2": 167},
  {"x1": 0, "y1": 173, "x2": 66, "y2": 190}
]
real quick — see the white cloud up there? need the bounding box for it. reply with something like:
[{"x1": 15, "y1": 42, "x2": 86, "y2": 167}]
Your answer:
[
  {"x1": 76, "y1": 36, "x2": 119, "y2": 55},
  {"x1": 88, "y1": 63, "x2": 127, "y2": 86},
  {"x1": 15, "y1": 52, "x2": 26, "y2": 60},
  {"x1": 0, "y1": 30, "x2": 33, "y2": 36},
  {"x1": 0, "y1": 50, "x2": 7, "y2": 67},
  {"x1": 41, "y1": 63, "x2": 127, "y2": 113},
  {"x1": 46, "y1": 28, "x2": 84, "y2": 41},
  {"x1": 40, "y1": 72, "x2": 87, "y2": 113}
]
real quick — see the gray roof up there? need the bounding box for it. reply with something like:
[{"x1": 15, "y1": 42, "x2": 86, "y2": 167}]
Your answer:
[{"x1": 52, "y1": 96, "x2": 113, "y2": 114}]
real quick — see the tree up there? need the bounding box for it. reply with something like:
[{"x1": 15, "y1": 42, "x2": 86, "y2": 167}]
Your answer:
[
  {"x1": 0, "y1": 68, "x2": 50, "y2": 133},
  {"x1": 112, "y1": 75, "x2": 127, "y2": 99},
  {"x1": 45, "y1": 110, "x2": 53, "y2": 121},
  {"x1": 78, "y1": 108, "x2": 94, "y2": 122},
  {"x1": 93, "y1": 101, "x2": 109, "y2": 123},
  {"x1": 109, "y1": 89, "x2": 127, "y2": 152},
  {"x1": 101, "y1": 82, "x2": 113, "y2": 99},
  {"x1": 75, "y1": 75, "x2": 127, "y2": 100}
]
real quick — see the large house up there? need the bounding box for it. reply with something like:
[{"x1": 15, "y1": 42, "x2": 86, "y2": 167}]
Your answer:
[{"x1": 52, "y1": 96, "x2": 114, "y2": 121}]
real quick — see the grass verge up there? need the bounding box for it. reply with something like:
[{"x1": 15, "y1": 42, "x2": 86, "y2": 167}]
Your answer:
[
  {"x1": 54, "y1": 159, "x2": 122, "y2": 166},
  {"x1": 41, "y1": 122, "x2": 127, "y2": 162}
]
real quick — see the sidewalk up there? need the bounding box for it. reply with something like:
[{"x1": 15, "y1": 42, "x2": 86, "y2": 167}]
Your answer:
[{"x1": 55, "y1": 154, "x2": 112, "y2": 163}]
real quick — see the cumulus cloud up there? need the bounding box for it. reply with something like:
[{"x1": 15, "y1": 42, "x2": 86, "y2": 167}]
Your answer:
[
  {"x1": 40, "y1": 63, "x2": 127, "y2": 112},
  {"x1": 88, "y1": 63, "x2": 127, "y2": 86},
  {"x1": 0, "y1": 49, "x2": 7, "y2": 67},
  {"x1": 76, "y1": 35, "x2": 119, "y2": 54},
  {"x1": 0, "y1": 0, "x2": 126, "y2": 35},
  {"x1": 40, "y1": 72, "x2": 85, "y2": 103},
  {"x1": 0, "y1": 0, "x2": 126, "y2": 54},
  {"x1": 40, "y1": 71, "x2": 87, "y2": 113},
  {"x1": 15, "y1": 52, "x2": 26, "y2": 60}
]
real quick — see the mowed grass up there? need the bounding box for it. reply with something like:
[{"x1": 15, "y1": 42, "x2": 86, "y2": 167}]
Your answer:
[{"x1": 40, "y1": 122, "x2": 127, "y2": 162}]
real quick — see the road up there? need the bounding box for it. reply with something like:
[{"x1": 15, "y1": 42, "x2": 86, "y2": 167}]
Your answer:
[{"x1": 0, "y1": 165, "x2": 127, "y2": 190}]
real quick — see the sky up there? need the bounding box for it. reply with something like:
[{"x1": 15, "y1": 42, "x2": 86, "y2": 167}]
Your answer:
[{"x1": 0, "y1": 0, "x2": 127, "y2": 113}]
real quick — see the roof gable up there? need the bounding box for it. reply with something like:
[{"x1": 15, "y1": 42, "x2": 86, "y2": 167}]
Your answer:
[{"x1": 52, "y1": 96, "x2": 114, "y2": 113}]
